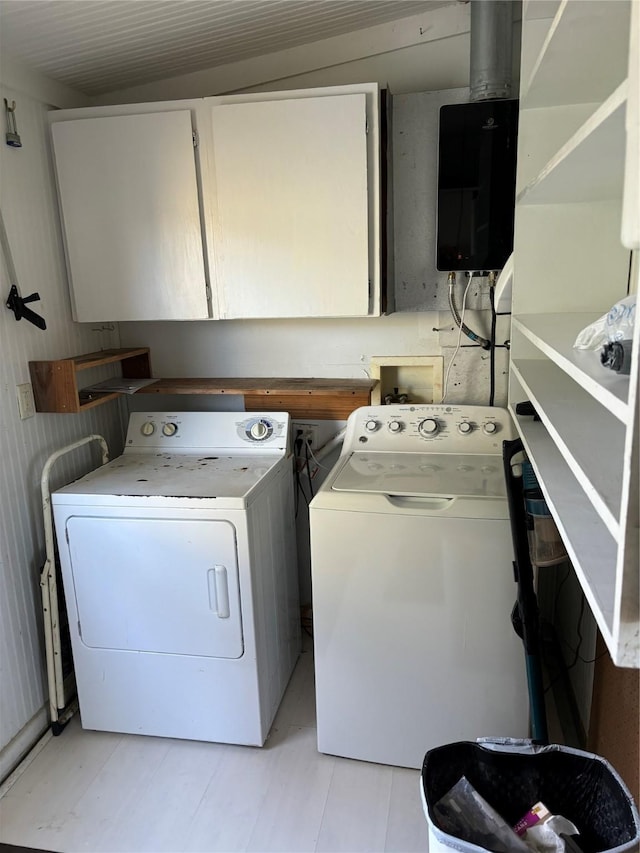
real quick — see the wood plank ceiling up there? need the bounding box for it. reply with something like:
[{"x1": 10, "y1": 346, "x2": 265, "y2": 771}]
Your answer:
[{"x1": 0, "y1": 0, "x2": 456, "y2": 95}]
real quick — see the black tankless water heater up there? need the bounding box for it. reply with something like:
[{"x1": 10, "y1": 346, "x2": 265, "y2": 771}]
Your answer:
[{"x1": 436, "y1": 99, "x2": 519, "y2": 272}]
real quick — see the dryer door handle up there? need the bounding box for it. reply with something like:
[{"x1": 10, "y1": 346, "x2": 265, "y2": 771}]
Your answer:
[
  {"x1": 384, "y1": 495, "x2": 455, "y2": 512},
  {"x1": 208, "y1": 566, "x2": 230, "y2": 618}
]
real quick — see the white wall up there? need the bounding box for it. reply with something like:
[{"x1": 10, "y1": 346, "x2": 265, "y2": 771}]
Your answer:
[{"x1": 0, "y1": 64, "x2": 125, "y2": 771}]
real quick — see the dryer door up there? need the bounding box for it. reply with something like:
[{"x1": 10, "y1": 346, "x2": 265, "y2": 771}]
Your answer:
[{"x1": 66, "y1": 516, "x2": 243, "y2": 658}]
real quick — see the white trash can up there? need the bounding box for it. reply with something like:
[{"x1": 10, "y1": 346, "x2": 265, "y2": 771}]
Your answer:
[{"x1": 421, "y1": 739, "x2": 640, "y2": 853}]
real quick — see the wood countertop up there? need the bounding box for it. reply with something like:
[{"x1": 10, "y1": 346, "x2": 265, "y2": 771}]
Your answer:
[{"x1": 137, "y1": 377, "x2": 377, "y2": 420}]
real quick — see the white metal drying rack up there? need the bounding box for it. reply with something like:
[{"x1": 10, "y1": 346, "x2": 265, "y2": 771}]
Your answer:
[{"x1": 41, "y1": 434, "x2": 109, "y2": 733}]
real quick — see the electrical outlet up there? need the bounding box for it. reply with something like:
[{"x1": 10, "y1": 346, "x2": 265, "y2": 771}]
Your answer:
[
  {"x1": 293, "y1": 422, "x2": 319, "y2": 450},
  {"x1": 17, "y1": 382, "x2": 35, "y2": 420}
]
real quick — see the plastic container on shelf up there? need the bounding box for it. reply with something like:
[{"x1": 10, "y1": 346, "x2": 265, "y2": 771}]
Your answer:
[
  {"x1": 525, "y1": 496, "x2": 568, "y2": 567},
  {"x1": 522, "y1": 463, "x2": 568, "y2": 567}
]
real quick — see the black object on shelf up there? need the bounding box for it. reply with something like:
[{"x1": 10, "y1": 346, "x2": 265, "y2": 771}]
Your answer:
[
  {"x1": 6, "y1": 284, "x2": 47, "y2": 330},
  {"x1": 601, "y1": 340, "x2": 633, "y2": 374},
  {"x1": 515, "y1": 401, "x2": 540, "y2": 421},
  {"x1": 502, "y1": 437, "x2": 549, "y2": 745}
]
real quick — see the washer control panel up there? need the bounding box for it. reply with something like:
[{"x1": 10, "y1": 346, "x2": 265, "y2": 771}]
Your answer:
[{"x1": 347, "y1": 404, "x2": 514, "y2": 453}]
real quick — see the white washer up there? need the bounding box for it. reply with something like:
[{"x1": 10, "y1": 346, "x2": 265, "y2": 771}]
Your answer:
[
  {"x1": 310, "y1": 404, "x2": 529, "y2": 769},
  {"x1": 53, "y1": 411, "x2": 300, "y2": 745}
]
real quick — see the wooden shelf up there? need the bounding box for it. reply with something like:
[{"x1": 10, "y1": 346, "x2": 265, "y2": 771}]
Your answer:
[
  {"x1": 29, "y1": 348, "x2": 151, "y2": 413},
  {"x1": 28, "y1": 351, "x2": 376, "y2": 419},
  {"x1": 137, "y1": 377, "x2": 376, "y2": 420},
  {"x1": 524, "y1": 0, "x2": 630, "y2": 108}
]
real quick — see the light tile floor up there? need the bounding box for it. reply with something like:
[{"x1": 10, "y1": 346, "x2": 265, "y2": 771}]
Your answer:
[{"x1": 0, "y1": 644, "x2": 429, "y2": 853}]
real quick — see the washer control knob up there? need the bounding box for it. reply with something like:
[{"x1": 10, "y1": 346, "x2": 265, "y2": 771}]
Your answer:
[
  {"x1": 388, "y1": 420, "x2": 403, "y2": 433},
  {"x1": 140, "y1": 421, "x2": 155, "y2": 437},
  {"x1": 418, "y1": 418, "x2": 440, "y2": 437},
  {"x1": 458, "y1": 421, "x2": 473, "y2": 435},
  {"x1": 162, "y1": 422, "x2": 178, "y2": 437},
  {"x1": 483, "y1": 421, "x2": 498, "y2": 435},
  {"x1": 365, "y1": 419, "x2": 380, "y2": 432}
]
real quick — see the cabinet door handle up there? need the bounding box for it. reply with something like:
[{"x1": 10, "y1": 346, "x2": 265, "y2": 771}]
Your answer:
[{"x1": 207, "y1": 566, "x2": 230, "y2": 618}]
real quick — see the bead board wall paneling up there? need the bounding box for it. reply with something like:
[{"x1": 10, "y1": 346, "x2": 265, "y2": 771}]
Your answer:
[{"x1": 0, "y1": 82, "x2": 125, "y2": 769}]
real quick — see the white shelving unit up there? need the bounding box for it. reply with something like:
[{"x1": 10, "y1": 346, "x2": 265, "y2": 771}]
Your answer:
[{"x1": 510, "y1": 0, "x2": 639, "y2": 667}]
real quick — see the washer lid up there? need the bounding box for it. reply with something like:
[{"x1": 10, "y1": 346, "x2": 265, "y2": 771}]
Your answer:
[
  {"x1": 331, "y1": 451, "x2": 506, "y2": 499},
  {"x1": 53, "y1": 452, "x2": 282, "y2": 504}
]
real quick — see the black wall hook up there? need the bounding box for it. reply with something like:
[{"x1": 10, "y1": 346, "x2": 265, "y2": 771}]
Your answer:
[
  {"x1": 4, "y1": 99, "x2": 22, "y2": 148},
  {"x1": 6, "y1": 284, "x2": 47, "y2": 330}
]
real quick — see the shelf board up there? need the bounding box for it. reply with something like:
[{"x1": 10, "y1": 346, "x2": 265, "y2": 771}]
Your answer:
[
  {"x1": 137, "y1": 377, "x2": 374, "y2": 396},
  {"x1": 72, "y1": 347, "x2": 151, "y2": 372},
  {"x1": 509, "y1": 409, "x2": 616, "y2": 646},
  {"x1": 78, "y1": 391, "x2": 121, "y2": 410},
  {"x1": 524, "y1": 0, "x2": 631, "y2": 108},
  {"x1": 518, "y1": 82, "x2": 627, "y2": 205},
  {"x1": 515, "y1": 102, "x2": 599, "y2": 194},
  {"x1": 137, "y1": 377, "x2": 377, "y2": 420},
  {"x1": 30, "y1": 347, "x2": 152, "y2": 413},
  {"x1": 512, "y1": 314, "x2": 631, "y2": 421},
  {"x1": 523, "y1": 0, "x2": 561, "y2": 22},
  {"x1": 511, "y1": 359, "x2": 624, "y2": 536}
]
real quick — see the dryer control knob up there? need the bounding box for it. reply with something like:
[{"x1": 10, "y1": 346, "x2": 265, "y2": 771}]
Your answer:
[
  {"x1": 483, "y1": 421, "x2": 498, "y2": 435},
  {"x1": 418, "y1": 418, "x2": 439, "y2": 437},
  {"x1": 162, "y1": 422, "x2": 178, "y2": 437},
  {"x1": 140, "y1": 421, "x2": 155, "y2": 436},
  {"x1": 365, "y1": 419, "x2": 380, "y2": 432},
  {"x1": 388, "y1": 420, "x2": 403, "y2": 433},
  {"x1": 249, "y1": 419, "x2": 272, "y2": 441},
  {"x1": 458, "y1": 421, "x2": 473, "y2": 435}
]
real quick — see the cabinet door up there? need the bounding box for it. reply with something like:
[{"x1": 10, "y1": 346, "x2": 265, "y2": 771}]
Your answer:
[
  {"x1": 51, "y1": 111, "x2": 209, "y2": 322},
  {"x1": 208, "y1": 94, "x2": 370, "y2": 318}
]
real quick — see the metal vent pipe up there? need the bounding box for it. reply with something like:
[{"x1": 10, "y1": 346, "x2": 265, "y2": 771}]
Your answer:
[{"x1": 470, "y1": 0, "x2": 514, "y2": 101}]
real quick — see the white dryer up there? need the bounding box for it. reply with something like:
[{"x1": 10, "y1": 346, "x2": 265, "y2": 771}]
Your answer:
[
  {"x1": 53, "y1": 411, "x2": 300, "y2": 745},
  {"x1": 310, "y1": 404, "x2": 529, "y2": 769}
]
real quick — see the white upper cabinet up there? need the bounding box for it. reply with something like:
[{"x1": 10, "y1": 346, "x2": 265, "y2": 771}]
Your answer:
[
  {"x1": 49, "y1": 83, "x2": 382, "y2": 322},
  {"x1": 510, "y1": 0, "x2": 639, "y2": 667},
  {"x1": 206, "y1": 94, "x2": 371, "y2": 319},
  {"x1": 51, "y1": 110, "x2": 209, "y2": 322}
]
